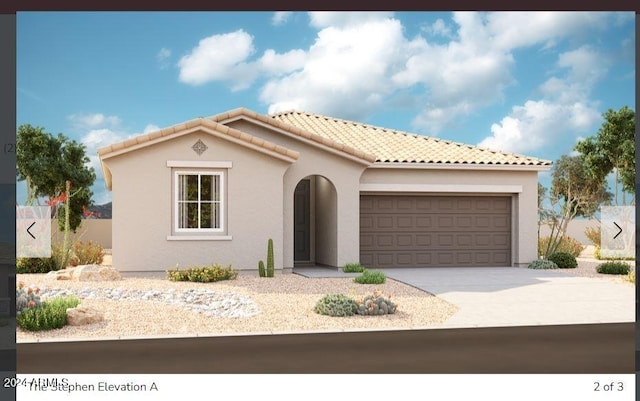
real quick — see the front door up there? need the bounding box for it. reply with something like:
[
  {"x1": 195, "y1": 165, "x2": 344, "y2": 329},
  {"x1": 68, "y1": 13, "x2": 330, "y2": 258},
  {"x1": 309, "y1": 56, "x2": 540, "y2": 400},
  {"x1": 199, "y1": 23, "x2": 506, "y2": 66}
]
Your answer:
[{"x1": 294, "y1": 179, "x2": 311, "y2": 261}]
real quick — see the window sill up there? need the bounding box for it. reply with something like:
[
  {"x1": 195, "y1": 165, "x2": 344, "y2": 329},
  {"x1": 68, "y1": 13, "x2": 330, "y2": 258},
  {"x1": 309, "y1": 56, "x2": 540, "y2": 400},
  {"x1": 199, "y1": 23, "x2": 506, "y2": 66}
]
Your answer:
[{"x1": 166, "y1": 235, "x2": 232, "y2": 241}]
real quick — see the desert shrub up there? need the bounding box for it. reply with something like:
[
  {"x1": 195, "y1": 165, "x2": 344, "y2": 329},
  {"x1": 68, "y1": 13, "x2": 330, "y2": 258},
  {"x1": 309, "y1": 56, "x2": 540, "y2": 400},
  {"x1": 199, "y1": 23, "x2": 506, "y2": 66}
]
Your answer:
[
  {"x1": 16, "y1": 257, "x2": 57, "y2": 274},
  {"x1": 16, "y1": 282, "x2": 42, "y2": 315},
  {"x1": 355, "y1": 290, "x2": 397, "y2": 315},
  {"x1": 70, "y1": 241, "x2": 104, "y2": 266},
  {"x1": 527, "y1": 259, "x2": 559, "y2": 270},
  {"x1": 343, "y1": 263, "x2": 365, "y2": 273},
  {"x1": 354, "y1": 269, "x2": 386, "y2": 284},
  {"x1": 547, "y1": 252, "x2": 578, "y2": 269},
  {"x1": 626, "y1": 270, "x2": 635, "y2": 284},
  {"x1": 17, "y1": 244, "x2": 73, "y2": 273},
  {"x1": 596, "y1": 261, "x2": 631, "y2": 275},
  {"x1": 538, "y1": 236, "x2": 584, "y2": 258},
  {"x1": 16, "y1": 296, "x2": 80, "y2": 332},
  {"x1": 166, "y1": 264, "x2": 238, "y2": 283},
  {"x1": 314, "y1": 294, "x2": 357, "y2": 317},
  {"x1": 584, "y1": 226, "x2": 600, "y2": 246}
]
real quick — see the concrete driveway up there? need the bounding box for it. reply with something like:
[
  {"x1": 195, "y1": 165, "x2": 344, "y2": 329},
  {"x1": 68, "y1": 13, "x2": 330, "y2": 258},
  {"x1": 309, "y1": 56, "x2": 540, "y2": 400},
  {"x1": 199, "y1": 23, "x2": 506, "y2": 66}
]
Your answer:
[{"x1": 294, "y1": 267, "x2": 635, "y2": 328}]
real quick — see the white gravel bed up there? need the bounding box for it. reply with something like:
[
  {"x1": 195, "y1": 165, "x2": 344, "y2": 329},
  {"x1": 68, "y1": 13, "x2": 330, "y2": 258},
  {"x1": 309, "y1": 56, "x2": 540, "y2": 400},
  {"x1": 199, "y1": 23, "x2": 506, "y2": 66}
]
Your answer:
[{"x1": 16, "y1": 273, "x2": 459, "y2": 342}]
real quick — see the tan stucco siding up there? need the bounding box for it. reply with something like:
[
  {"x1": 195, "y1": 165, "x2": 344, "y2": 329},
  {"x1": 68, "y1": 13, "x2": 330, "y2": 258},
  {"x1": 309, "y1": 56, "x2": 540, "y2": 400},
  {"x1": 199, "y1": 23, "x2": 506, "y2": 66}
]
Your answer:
[
  {"x1": 228, "y1": 119, "x2": 369, "y2": 268},
  {"x1": 104, "y1": 131, "x2": 289, "y2": 271},
  {"x1": 360, "y1": 168, "x2": 540, "y2": 266}
]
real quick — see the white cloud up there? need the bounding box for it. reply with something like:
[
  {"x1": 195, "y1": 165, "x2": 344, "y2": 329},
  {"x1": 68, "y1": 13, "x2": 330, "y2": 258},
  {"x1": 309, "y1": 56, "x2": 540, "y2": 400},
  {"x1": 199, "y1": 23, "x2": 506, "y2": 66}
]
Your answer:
[
  {"x1": 484, "y1": 11, "x2": 612, "y2": 51},
  {"x1": 478, "y1": 43, "x2": 605, "y2": 154},
  {"x1": 478, "y1": 100, "x2": 601, "y2": 154},
  {"x1": 157, "y1": 47, "x2": 171, "y2": 69},
  {"x1": 258, "y1": 49, "x2": 306, "y2": 76},
  {"x1": 175, "y1": 12, "x2": 626, "y2": 138},
  {"x1": 308, "y1": 11, "x2": 394, "y2": 29},
  {"x1": 68, "y1": 113, "x2": 121, "y2": 129},
  {"x1": 143, "y1": 124, "x2": 161, "y2": 133},
  {"x1": 178, "y1": 30, "x2": 257, "y2": 89},
  {"x1": 423, "y1": 18, "x2": 453, "y2": 38},
  {"x1": 272, "y1": 11, "x2": 292, "y2": 26},
  {"x1": 261, "y1": 18, "x2": 411, "y2": 119}
]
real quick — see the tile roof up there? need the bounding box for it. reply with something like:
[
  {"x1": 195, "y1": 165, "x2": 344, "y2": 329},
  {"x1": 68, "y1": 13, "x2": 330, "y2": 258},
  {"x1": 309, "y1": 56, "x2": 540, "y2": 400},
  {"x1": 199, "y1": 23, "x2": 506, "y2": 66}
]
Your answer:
[
  {"x1": 97, "y1": 117, "x2": 300, "y2": 190},
  {"x1": 270, "y1": 111, "x2": 552, "y2": 167},
  {"x1": 209, "y1": 107, "x2": 377, "y2": 163}
]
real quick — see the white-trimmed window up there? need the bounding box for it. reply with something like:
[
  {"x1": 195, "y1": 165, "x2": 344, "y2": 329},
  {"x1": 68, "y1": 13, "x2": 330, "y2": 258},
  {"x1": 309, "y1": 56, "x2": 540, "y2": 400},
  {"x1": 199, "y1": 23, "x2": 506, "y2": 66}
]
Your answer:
[{"x1": 174, "y1": 171, "x2": 224, "y2": 232}]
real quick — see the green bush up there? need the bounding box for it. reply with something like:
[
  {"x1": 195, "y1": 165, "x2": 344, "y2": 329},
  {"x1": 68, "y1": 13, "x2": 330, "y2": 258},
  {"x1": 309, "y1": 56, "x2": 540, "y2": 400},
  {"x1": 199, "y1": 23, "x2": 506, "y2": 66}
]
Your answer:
[
  {"x1": 538, "y1": 236, "x2": 584, "y2": 258},
  {"x1": 16, "y1": 244, "x2": 72, "y2": 273},
  {"x1": 547, "y1": 252, "x2": 578, "y2": 269},
  {"x1": 16, "y1": 282, "x2": 42, "y2": 315},
  {"x1": 596, "y1": 261, "x2": 631, "y2": 275},
  {"x1": 166, "y1": 264, "x2": 238, "y2": 283},
  {"x1": 527, "y1": 259, "x2": 559, "y2": 270},
  {"x1": 16, "y1": 257, "x2": 57, "y2": 274},
  {"x1": 355, "y1": 290, "x2": 397, "y2": 315},
  {"x1": 314, "y1": 294, "x2": 357, "y2": 317},
  {"x1": 343, "y1": 263, "x2": 365, "y2": 273},
  {"x1": 70, "y1": 241, "x2": 104, "y2": 266},
  {"x1": 16, "y1": 296, "x2": 80, "y2": 332},
  {"x1": 353, "y1": 269, "x2": 386, "y2": 284}
]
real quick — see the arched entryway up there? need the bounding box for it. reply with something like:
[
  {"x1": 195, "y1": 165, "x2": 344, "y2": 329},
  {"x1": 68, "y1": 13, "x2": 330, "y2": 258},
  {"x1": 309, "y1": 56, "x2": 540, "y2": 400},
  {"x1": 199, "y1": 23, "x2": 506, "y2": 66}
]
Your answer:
[{"x1": 293, "y1": 175, "x2": 338, "y2": 267}]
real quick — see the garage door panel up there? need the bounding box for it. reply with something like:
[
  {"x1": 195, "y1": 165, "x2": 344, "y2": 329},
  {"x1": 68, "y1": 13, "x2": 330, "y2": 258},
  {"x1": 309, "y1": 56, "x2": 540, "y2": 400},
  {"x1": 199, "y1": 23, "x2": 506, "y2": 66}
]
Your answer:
[{"x1": 360, "y1": 195, "x2": 511, "y2": 268}]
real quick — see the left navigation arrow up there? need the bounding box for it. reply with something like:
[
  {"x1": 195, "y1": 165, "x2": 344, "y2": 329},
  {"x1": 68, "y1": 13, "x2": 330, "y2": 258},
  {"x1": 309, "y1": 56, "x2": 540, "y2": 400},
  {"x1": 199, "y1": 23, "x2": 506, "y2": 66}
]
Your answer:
[{"x1": 27, "y1": 221, "x2": 36, "y2": 239}]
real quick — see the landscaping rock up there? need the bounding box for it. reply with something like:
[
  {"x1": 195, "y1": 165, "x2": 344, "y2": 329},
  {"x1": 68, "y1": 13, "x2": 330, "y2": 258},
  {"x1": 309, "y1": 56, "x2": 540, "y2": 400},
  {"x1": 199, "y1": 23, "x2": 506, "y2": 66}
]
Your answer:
[
  {"x1": 66, "y1": 306, "x2": 104, "y2": 326},
  {"x1": 46, "y1": 265, "x2": 121, "y2": 281}
]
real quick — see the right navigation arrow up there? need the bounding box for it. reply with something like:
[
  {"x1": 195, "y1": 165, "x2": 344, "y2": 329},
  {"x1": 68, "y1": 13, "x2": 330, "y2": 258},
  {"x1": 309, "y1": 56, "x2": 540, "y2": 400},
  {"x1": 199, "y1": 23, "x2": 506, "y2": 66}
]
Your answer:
[{"x1": 613, "y1": 222, "x2": 622, "y2": 239}]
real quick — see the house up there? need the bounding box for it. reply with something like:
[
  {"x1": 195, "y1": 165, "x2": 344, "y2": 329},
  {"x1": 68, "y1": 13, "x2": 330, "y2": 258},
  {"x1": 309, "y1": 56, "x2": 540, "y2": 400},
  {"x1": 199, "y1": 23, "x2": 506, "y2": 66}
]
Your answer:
[{"x1": 97, "y1": 107, "x2": 552, "y2": 272}]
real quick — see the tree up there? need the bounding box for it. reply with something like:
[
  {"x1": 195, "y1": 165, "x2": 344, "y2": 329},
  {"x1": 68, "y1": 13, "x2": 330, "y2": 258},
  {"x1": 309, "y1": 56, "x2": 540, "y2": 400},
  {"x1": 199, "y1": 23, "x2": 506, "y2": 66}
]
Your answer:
[
  {"x1": 16, "y1": 124, "x2": 96, "y2": 232},
  {"x1": 575, "y1": 106, "x2": 635, "y2": 205},
  {"x1": 539, "y1": 155, "x2": 612, "y2": 257}
]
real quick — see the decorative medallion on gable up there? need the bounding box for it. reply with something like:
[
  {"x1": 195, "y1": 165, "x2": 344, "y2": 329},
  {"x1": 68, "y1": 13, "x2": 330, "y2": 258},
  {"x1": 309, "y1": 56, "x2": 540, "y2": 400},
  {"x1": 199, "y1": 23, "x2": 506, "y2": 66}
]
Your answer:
[{"x1": 192, "y1": 139, "x2": 208, "y2": 156}]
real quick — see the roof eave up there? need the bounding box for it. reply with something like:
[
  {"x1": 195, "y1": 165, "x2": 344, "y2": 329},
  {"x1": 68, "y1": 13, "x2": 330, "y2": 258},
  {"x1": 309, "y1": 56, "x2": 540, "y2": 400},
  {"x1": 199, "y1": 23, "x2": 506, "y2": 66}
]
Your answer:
[{"x1": 369, "y1": 162, "x2": 553, "y2": 171}]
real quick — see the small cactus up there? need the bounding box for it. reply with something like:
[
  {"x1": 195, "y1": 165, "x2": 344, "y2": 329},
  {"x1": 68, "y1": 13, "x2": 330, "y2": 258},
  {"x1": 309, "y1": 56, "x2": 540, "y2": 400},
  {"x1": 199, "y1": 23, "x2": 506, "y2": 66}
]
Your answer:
[
  {"x1": 258, "y1": 260, "x2": 266, "y2": 277},
  {"x1": 266, "y1": 238, "x2": 274, "y2": 277},
  {"x1": 16, "y1": 282, "x2": 42, "y2": 316},
  {"x1": 354, "y1": 290, "x2": 397, "y2": 316}
]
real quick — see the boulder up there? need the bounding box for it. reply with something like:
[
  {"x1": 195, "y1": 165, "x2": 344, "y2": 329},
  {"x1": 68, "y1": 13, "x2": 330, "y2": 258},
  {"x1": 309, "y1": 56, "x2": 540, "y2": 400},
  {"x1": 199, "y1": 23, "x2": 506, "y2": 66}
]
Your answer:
[
  {"x1": 66, "y1": 306, "x2": 104, "y2": 326},
  {"x1": 72, "y1": 265, "x2": 121, "y2": 281},
  {"x1": 46, "y1": 270, "x2": 72, "y2": 280},
  {"x1": 46, "y1": 265, "x2": 121, "y2": 281}
]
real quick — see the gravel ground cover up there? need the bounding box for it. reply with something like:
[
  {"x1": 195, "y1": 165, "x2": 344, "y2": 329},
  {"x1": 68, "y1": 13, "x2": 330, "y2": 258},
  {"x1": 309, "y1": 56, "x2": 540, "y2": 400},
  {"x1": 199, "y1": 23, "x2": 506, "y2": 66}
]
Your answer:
[{"x1": 16, "y1": 273, "x2": 459, "y2": 342}]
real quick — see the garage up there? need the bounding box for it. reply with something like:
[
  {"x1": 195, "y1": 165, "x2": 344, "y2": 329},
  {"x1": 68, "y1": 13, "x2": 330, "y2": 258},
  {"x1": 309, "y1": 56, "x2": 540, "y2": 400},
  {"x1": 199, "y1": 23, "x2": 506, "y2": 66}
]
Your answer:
[{"x1": 360, "y1": 195, "x2": 512, "y2": 268}]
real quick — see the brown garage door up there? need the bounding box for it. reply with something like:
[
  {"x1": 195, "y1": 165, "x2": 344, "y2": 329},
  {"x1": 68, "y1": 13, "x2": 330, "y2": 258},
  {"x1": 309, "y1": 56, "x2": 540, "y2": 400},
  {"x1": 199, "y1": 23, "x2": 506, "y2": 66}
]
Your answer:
[{"x1": 360, "y1": 195, "x2": 511, "y2": 268}]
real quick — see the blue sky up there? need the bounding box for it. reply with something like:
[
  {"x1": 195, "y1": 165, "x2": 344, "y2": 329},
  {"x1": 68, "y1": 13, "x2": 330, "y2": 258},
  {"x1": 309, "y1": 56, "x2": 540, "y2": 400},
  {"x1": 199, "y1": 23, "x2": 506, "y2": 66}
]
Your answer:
[{"x1": 17, "y1": 11, "x2": 635, "y2": 206}]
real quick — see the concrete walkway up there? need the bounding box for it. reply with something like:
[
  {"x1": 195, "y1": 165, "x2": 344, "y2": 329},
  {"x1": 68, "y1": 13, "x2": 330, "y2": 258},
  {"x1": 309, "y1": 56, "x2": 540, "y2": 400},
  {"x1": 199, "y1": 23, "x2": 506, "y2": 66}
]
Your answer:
[{"x1": 294, "y1": 266, "x2": 635, "y2": 328}]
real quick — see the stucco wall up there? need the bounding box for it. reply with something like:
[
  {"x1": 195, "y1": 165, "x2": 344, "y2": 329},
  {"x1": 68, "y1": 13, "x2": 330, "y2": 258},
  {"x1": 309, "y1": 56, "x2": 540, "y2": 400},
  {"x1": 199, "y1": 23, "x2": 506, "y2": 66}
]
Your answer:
[
  {"x1": 539, "y1": 219, "x2": 600, "y2": 245},
  {"x1": 103, "y1": 130, "x2": 290, "y2": 271},
  {"x1": 314, "y1": 175, "x2": 337, "y2": 266},
  {"x1": 360, "y1": 168, "x2": 540, "y2": 266},
  {"x1": 227, "y1": 119, "x2": 370, "y2": 268},
  {"x1": 51, "y1": 219, "x2": 112, "y2": 249}
]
